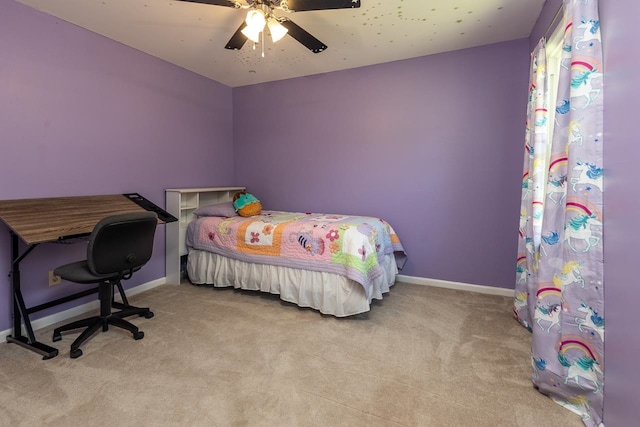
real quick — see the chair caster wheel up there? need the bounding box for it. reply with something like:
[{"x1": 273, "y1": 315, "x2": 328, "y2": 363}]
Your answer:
[
  {"x1": 144, "y1": 311, "x2": 154, "y2": 319},
  {"x1": 52, "y1": 333, "x2": 62, "y2": 342},
  {"x1": 133, "y1": 331, "x2": 144, "y2": 340},
  {"x1": 70, "y1": 348, "x2": 83, "y2": 359}
]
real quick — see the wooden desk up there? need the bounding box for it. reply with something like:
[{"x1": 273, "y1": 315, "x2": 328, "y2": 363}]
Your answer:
[{"x1": 0, "y1": 193, "x2": 176, "y2": 359}]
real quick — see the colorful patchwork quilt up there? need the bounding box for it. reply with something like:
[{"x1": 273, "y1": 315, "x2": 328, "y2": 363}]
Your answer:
[{"x1": 186, "y1": 211, "x2": 406, "y2": 297}]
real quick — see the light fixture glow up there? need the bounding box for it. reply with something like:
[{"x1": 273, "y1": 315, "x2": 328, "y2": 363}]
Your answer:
[
  {"x1": 239, "y1": 7, "x2": 287, "y2": 54},
  {"x1": 241, "y1": 9, "x2": 267, "y2": 43},
  {"x1": 267, "y1": 18, "x2": 288, "y2": 42},
  {"x1": 241, "y1": 26, "x2": 262, "y2": 43},
  {"x1": 245, "y1": 9, "x2": 266, "y2": 31}
]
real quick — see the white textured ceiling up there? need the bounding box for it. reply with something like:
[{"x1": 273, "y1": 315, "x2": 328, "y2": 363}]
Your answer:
[{"x1": 15, "y1": 0, "x2": 545, "y2": 87}]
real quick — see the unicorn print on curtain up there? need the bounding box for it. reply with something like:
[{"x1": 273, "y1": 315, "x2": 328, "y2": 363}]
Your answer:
[
  {"x1": 514, "y1": 38, "x2": 549, "y2": 331},
  {"x1": 514, "y1": 1, "x2": 603, "y2": 425}
]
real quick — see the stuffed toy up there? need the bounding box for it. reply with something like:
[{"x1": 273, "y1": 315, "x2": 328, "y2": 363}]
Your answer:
[{"x1": 233, "y1": 191, "x2": 262, "y2": 217}]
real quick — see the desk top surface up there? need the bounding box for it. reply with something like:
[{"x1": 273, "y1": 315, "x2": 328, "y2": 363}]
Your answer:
[{"x1": 0, "y1": 194, "x2": 152, "y2": 245}]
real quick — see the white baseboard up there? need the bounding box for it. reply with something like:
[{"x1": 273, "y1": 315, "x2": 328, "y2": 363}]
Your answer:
[
  {"x1": 0, "y1": 278, "x2": 166, "y2": 343},
  {"x1": 396, "y1": 275, "x2": 514, "y2": 298}
]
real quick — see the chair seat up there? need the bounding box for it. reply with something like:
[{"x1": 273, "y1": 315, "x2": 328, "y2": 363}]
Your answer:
[{"x1": 54, "y1": 261, "x2": 119, "y2": 284}]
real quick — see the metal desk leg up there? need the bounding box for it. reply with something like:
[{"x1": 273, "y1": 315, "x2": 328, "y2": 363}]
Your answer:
[{"x1": 5, "y1": 233, "x2": 58, "y2": 360}]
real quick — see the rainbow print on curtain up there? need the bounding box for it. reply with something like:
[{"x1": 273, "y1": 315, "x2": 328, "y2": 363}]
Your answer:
[
  {"x1": 514, "y1": 1, "x2": 604, "y2": 425},
  {"x1": 514, "y1": 37, "x2": 549, "y2": 332}
]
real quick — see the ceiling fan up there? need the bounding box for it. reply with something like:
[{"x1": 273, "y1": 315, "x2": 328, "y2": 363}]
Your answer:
[{"x1": 175, "y1": 0, "x2": 361, "y2": 53}]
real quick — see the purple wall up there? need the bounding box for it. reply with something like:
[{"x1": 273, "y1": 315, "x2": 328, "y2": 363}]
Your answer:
[
  {"x1": 233, "y1": 40, "x2": 529, "y2": 288},
  {"x1": 598, "y1": 1, "x2": 640, "y2": 424},
  {"x1": 0, "y1": 1, "x2": 235, "y2": 329},
  {"x1": 529, "y1": 0, "x2": 563, "y2": 51}
]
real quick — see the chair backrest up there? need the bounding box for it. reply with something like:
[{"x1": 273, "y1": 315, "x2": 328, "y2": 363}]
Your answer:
[{"x1": 87, "y1": 212, "x2": 158, "y2": 277}]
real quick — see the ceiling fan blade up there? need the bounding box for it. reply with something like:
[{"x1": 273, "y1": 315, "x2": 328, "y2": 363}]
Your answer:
[
  {"x1": 225, "y1": 21, "x2": 249, "y2": 50},
  {"x1": 280, "y1": 19, "x2": 327, "y2": 53},
  {"x1": 174, "y1": 0, "x2": 240, "y2": 8},
  {"x1": 283, "y1": 0, "x2": 360, "y2": 12}
]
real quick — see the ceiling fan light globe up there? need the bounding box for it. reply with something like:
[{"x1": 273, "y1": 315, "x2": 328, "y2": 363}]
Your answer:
[
  {"x1": 245, "y1": 9, "x2": 266, "y2": 31},
  {"x1": 268, "y1": 19, "x2": 288, "y2": 43},
  {"x1": 241, "y1": 26, "x2": 262, "y2": 43}
]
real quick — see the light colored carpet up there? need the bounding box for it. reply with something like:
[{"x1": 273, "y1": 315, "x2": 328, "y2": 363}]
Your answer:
[{"x1": 0, "y1": 282, "x2": 583, "y2": 427}]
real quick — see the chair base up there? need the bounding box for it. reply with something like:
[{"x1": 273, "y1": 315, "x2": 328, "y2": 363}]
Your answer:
[
  {"x1": 112, "y1": 282, "x2": 154, "y2": 320},
  {"x1": 52, "y1": 282, "x2": 147, "y2": 358},
  {"x1": 53, "y1": 314, "x2": 144, "y2": 358},
  {"x1": 112, "y1": 301, "x2": 154, "y2": 320}
]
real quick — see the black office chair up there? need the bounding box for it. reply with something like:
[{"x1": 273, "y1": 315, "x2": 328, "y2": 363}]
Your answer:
[{"x1": 52, "y1": 211, "x2": 158, "y2": 358}]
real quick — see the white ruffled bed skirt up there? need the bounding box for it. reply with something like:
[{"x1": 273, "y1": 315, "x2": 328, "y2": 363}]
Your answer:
[{"x1": 186, "y1": 249, "x2": 399, "y2": 317}]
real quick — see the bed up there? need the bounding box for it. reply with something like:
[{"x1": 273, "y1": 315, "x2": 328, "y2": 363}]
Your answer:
[{"x1": 185, "y1": 209, "x2": 406, "y2": 316}]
